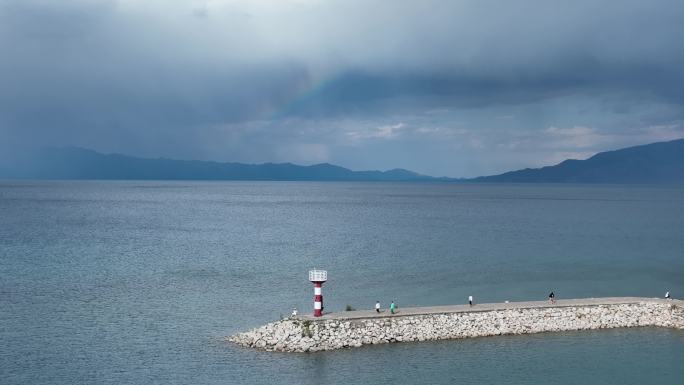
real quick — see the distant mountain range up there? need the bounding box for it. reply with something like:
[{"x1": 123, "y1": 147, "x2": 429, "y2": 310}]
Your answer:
[
  {"x1": 1, "y1": 138, "x2": 682, "y2": 183},
  {"x1": 0, "y1": 147, "x2": 441, "y2": 182},
  {"x1": 472, "y1": 138, "x2": 684, "y2": 183}
]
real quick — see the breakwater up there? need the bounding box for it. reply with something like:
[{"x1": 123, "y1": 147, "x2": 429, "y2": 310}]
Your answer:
[{"x1": 228, "y1": 297, "x2": 684, "y2": 352}]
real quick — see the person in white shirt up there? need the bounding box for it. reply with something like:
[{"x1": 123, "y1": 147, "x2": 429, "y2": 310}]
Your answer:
[
  {"x1": 468, "y1": 295, "x2": 474, "y2": 307},
  {"x1": 375, "y1": 301, "x2": 381, "y2": 313},
  {"x1": 291, "y1": 308, "x2": 298, "y2": 317},
  {"x1": 665, "y1": 291, "x2": 671, "y2": 300}
]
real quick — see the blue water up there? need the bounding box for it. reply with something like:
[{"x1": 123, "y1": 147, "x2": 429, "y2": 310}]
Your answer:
[{"x1": 1, "y1": 181, "x2": 683, "y2": 384}]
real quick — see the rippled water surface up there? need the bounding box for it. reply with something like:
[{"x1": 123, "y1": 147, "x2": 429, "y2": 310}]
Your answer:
[{"x1": 1, "y1": 181, "x2": 683, "y2": 384}]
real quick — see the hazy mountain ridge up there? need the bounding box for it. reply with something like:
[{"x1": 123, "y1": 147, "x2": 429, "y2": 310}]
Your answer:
[
  {"x1": 2, "y1": 139, "x2": 683, "y2": 183},
  {"x1": 2, "y1": 147, "x2": 442, "y2": 182},
  {"x1": 472, "y1": 138, "x2": 684, "y2": 183}
]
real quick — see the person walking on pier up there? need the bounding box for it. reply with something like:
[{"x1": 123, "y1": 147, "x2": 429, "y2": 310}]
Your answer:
[
  {"x1": 375, "y1": 301, "x2": 381, "y2": 313},
  {"x1": 390, "y1": 301, "x2": 396, "y2": 314},
  {"x1": 548, "y1": 291, "x2": 556, "y2": 304},
  {"x1": 468, "y1": 295, "x2": 474, "y2": 307}
]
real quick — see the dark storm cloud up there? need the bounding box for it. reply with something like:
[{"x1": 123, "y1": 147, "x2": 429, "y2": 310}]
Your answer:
[{"x1": 1, "y1": 0, "x2": 683, "y2": 176}]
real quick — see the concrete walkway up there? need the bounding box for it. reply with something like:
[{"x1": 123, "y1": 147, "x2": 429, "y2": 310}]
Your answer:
[{"x1": 301, "y1": 297, "x2": 682, "y2": 321}]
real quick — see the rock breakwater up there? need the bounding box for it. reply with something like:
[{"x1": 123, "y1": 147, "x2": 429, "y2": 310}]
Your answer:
[{"x1": 228, "y1": 298, "x2": 684, "y2": 352}]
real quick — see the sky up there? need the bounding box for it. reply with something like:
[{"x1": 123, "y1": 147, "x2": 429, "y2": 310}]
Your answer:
[{"x1": 1, "y1": 0, "x2": 683, "y2": 177}]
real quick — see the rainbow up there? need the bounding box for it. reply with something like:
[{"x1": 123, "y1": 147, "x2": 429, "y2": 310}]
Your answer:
[{"x1": 266, "y1": 71, "x2": 341, "y2": 121}]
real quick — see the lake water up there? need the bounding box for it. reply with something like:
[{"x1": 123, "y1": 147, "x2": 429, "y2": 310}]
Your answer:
[{"x1": 1, "y1": 181, "x2": 683, "y2": 384}]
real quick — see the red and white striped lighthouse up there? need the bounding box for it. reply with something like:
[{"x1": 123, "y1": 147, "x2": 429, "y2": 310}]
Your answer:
[{"x1": 308, "y1": 269, "x2": 327, "y2": 317}]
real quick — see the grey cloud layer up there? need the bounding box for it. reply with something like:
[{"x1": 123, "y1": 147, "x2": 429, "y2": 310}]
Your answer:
[{"x1": 1, "y1": 0, "x2": 683, "y2": 176}]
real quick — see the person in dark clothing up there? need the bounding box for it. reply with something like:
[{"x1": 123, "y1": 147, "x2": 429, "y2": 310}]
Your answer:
[{"x1": 548, "y1": 291, "x2": 556, "y2": 304}]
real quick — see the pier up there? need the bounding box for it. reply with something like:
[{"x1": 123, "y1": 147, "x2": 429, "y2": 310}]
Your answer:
[
  {"x1": 300, "y1": 297, "x2": 682, "y2": 320},
  {"x1": 229, "y1": 297, "x2": 684, "y2": 352}
]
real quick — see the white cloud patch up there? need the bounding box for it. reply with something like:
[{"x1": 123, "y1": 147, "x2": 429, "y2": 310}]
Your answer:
[
  {"x1": 469, "y1": 137, "x2": 484, "y2": 149},
  {"x1": 495, "y1": 115, "x2": 515, "y2": 120},
  {"x1": 346, "y1": 122, "x2": 405, "y2": 141},
  {"x1": 414, "y1": 126, "x2": 469, "y2": 137},
  {"x1": 643, "y1": 123, "x2": 684, "y2": 142},
  {"x1": 544, "y1": 126, "x2": 608, "y2": 149},
  {"x1": 542, "y1": 123, "x2": 684, "y2": 153}
]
